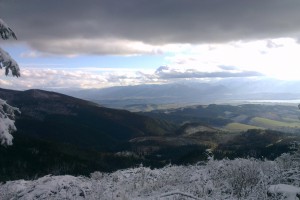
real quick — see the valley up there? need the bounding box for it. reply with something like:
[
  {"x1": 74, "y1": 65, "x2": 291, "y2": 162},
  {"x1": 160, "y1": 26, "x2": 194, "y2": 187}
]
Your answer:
[{"x1": 1, "y1": 88, "x2": 300, "y2": 182}]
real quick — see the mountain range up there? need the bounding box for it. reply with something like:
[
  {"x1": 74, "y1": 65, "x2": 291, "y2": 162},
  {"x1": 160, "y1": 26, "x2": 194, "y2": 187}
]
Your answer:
[{"x1": 61, "y1": 78, "x2": 300, "y2": 110}]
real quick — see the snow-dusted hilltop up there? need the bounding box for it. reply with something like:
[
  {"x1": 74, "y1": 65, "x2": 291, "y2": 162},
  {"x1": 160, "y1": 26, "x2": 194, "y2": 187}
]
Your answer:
[{"x1": 1, "y1": 153, "x2": 300, "y2": 200}]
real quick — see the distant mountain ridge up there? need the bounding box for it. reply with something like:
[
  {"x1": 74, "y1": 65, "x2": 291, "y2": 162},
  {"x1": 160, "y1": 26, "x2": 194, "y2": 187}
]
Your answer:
[{"x1": 61, "y1": 79, "x2": 300, "y2": 110}]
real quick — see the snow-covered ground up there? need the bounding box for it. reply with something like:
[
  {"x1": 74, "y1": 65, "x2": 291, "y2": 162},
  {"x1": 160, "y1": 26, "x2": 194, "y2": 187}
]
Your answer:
[{"x1": 1, "y1": 153, "x2": 300, "y2": 200}]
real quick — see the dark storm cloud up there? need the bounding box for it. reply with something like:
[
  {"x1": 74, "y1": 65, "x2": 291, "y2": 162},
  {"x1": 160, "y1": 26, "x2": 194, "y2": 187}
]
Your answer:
[{"x1": 1, "y1": 0, "x2": 300, "y2": 54}]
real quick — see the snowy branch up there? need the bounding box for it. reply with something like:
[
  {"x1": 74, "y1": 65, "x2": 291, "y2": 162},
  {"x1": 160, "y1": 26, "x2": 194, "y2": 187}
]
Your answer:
[
  {"x1": 0, "y1": 47, "x2": 20, "y2": 77},
  {"x1": 0, "y1": 18, "x2": 21, "y2": 146},
  {"x1": 0, "y1": 18, "x2": 20, "y2": 77},
  {"x1": 0, "y1": 19, "x2": 17, "y2": 40},
  {"x1": 0, "y1": 99, "x2": 20, "y2": 146}
]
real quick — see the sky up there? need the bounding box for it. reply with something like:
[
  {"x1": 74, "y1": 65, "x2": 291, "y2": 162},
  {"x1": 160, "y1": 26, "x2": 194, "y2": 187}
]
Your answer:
[{"x1": 1, "y1": 0, "x2": 300, "y2": 90}]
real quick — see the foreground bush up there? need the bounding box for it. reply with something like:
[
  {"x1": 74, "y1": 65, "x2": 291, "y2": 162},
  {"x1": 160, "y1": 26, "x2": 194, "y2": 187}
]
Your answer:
[{"x1": 1, "y1": 151, "x2": 300, "y2": 199}]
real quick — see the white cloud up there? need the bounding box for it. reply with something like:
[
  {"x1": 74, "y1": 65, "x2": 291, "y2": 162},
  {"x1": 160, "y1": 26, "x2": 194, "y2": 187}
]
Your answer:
[
  {"x1": 2, "y1": 37, "x2": 300, "y2": 90},
  {"x1": 165, "y1": 38, "x2": 300, "y2": 80},
  {"x1": 1, "y1": 67, "x2": 162, "y2": 90},
  {"x1": 1, "y1": 63, "x2": 264, "y2": 90}
]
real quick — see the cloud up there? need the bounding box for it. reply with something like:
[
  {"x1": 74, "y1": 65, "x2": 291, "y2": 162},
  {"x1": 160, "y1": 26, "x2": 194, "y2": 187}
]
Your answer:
[
  {"x1": 2, "y1": 37, "x2": 297, "y2": 90},
  {"x1": 164, "y1": 38, "x2": 300, "y2": 80},
  {"x1": 1, "y1": 66, "x2": 163, "y2": 90},
  {"x1": 1, "y1": 0, "x2": 300, "y2": 55},
  {"x1": 155, "y1": 66, "x2": 263, "y2": 79},
  {"x1": 218, "y1": 66, "x2": 238, "y2": 71},
  {"x1": 1, "y1": 64, "x2": 263, "y2": 90},
  {"x1": 20, "y1": 51, "x2": 45, "y2": 58},
  {"x1": 29, "y1": 38, "x2": 163, "y2": 56}
]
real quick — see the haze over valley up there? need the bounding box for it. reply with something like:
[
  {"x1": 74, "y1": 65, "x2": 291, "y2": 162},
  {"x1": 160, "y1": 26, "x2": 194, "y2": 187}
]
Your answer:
[{"x1": 61, "y1": 78, "x2": 300, "y2": 111}]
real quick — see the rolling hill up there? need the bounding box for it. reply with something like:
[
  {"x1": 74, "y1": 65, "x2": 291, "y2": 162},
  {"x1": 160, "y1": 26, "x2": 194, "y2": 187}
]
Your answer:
[
  {"x1": 0, "y1": 88, "x2": 174, "y2": 151},
  {"x1": 0, "y1": 88, "x2": 176, "y2": 181},
  {"x1": 141, "y1": 104, "x2": 300, "y2": 133}
]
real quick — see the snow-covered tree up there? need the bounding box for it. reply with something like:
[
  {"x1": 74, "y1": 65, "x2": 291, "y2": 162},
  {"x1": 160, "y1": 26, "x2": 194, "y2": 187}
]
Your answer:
[
  {"x1": 0, "y1": 18, "x2": 20, "y2": 146},
  {"x1": 0, "y1": 19, "x2": 20, "y2": 77},
  {"x1": 0, "y1": 99, "x2": 19, "y2": 146},
  {"x1": 2, "y1": 157, "x2": 299, "y2": 200}
]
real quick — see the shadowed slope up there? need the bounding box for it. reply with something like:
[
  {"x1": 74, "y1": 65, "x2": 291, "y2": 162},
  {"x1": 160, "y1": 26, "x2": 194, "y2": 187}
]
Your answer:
[{"x1": 0, "y1": 88, "x2": 174, "y2": 151}]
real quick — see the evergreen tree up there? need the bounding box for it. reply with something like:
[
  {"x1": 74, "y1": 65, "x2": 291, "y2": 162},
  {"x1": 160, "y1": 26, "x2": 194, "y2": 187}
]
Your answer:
[{"x1": 0, "y1": 18, "x2": 20, "y2": 146}]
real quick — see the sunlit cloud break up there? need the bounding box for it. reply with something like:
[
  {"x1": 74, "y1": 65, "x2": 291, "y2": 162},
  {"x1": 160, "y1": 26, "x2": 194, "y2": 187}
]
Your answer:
[{"x1": 165, "y1": 38, "x2": 300, "y2": 80}]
